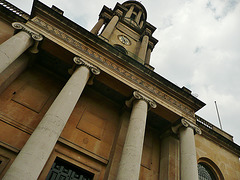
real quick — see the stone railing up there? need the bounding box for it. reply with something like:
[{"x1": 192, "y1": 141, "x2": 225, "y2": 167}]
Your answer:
[
  {"x1": 0, "y1": 0, "x2": 29, "y2": 20},
  {"x1": 196, "y1": 115, "x2": 233, "y2": 141}
]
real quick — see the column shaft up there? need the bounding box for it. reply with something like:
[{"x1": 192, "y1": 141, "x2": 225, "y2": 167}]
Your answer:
[
  {"x1": 116, "y1": 99, "x2": 148, "y2": 180},
  {"x1": 125, "y1": 5, "x2": 134, "y2": 18},
  {"x1": 138, "y1": 35, "x2": 149, "y2": 63},
  {"x1": 0, "y1": 31, "x2": 33, "y2": 74},
  {"x1": 90, "y1": 18, "x2": 105, "y2": 35},
  {"x1": 0, "y1": 53, "x2": 29, "y2": 94},
  {"x1": 3, "y1": 65, "x2": 91, "y2": 180},
  {"x1": 101, "y1": 15, "x2": 119, "y2": 40},
  {"x1": 179, "y1": 127, "x2": 198, "y2": 180},
  {"x1": 135, "y1": 10, "x2": 142, "y2": 24}
]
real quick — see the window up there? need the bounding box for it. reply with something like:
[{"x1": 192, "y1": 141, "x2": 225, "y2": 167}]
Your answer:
[
  {"x1": 46, "y1": 157, "x2": 94, "y2": 180},
  {"x1": 113, "y1": 44, "x2": 127, "y2": 54},
  {"x1": 198, "y1": 163, "x2": 216, "y2": 180}
]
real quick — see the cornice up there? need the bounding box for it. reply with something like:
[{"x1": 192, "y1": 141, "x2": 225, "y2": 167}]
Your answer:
[{"x1": 197, "y1": 122, "x2": 240, "y2": 156}]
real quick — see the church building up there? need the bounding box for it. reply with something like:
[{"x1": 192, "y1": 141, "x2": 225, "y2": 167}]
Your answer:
[{"x1": 0, "y1": 0, "x2": 239, "y2": 179}]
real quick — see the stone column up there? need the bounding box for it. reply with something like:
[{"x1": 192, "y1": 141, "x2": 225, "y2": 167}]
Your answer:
[
  {"x1": 3, "y1": 57, "x2": 100, "y2": 180},
  {"x1": 0, "y1": 22, "x2": 43, "y2": 74},
  {"x1": 135, "y1": 10, "x2": 142, "y2": 24},
  {"x1": 172, "y1": 118, "x2": 201, "y2": 180},
  {"x1": 101, "y1": 15, "x2": 119, "y2": 40},
  {"x1": 116, "y1": 91, "x2": 157, "y2": 180},
  {"x1": 138, "y1": 35, "x2": 149, "y2": 63},
  {"x1": 0, "y1": 53, "x2": 30, "y2": 94},
  {"x1": 125, "y1": 5, "x2": 134, "y2": 18},
  {"x1": 90, "y1": 18, "x2": 105, "y2": 35}
]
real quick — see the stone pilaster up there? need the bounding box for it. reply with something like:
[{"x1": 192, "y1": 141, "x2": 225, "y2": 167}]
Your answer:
[
  {"x1": 159, "y1": 135, "x2": 179, "y2": 180},
  {"x1": 116, "y1": 91, "x2": 156, "y2": 180},
  {"x1": 0, "y1": 22, "x2": 43, "y2": 74},
  {"x1": 145, "y1": 41, "x2": 154, "y2": 65},
  {"x1": 3, "y1": 57, "x2": 100, "y2": 180},
  {"x1": 172, "y1": 118, "x2": 201, "y2": 180},
  {"x1": 138, "y1": 34, "x2": 149, "y2": 63}
]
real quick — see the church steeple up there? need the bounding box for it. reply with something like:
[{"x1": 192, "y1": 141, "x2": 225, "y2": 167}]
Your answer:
[{"x1": 90, "y1": 1, "x2": 158, "y2": 70}]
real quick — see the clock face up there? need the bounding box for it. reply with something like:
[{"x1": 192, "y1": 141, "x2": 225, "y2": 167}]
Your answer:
[{"x1": 118, "y1": 35, "x2": 131, "y2": 45}]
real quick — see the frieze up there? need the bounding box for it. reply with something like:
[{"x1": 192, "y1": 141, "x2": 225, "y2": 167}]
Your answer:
[{"x1": 32, "y1": 17, "x2": 194, "y2": 116}]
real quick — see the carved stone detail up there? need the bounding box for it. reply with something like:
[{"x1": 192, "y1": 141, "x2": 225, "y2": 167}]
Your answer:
[
  {"x1": 73, "y1": 57, "x2": 100, "y2": 75},
  {"x1": 126, "y1": 91, "x2": 157, "y2": 109},
  {"x1": 12, "y1": 22, "x2": 43, "y2": 41},
  {"x1": 172, "y1": 118, "x2": 202, "y2": 135},
  {"x1": 148, "y1": 41, "x2": 154, "y2": 50},
  {"x1": 32, "y1": 17, "x2": 195, "y2": 117},
  {"x1": 100, "y1": 12, "x2": 112, "y2": 21},
  {"x1": 115, "y1": 9, "x2": 123, "y2": 17},
  {"x1": 145, "y1": 28, "x2": 152, "y2": 36}
]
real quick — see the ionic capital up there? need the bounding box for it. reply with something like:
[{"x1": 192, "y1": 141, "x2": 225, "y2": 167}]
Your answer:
[
  {"x1": 73, "y1": 57, "x2": 100, "y2": 75},
  {"x1": 126, "y1": 91, "x2": 157, "y2": 109},
  {"x1": 12, "y1": 22, "x2": 43, "y2": 41},
  {"x1": 172, "y1": 118, "x2": 202, "y2": 135}
]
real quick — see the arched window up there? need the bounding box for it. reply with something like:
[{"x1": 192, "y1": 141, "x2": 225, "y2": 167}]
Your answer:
[
  {"x1": 113, "y1": 44, "x2": 127, "y2": 55},
  {"x1": 198, "y1": 158, "x2": 224, "y2": 180},
  {"x1": 198, "y1": 163, "x2": 217, "y2": 180}
]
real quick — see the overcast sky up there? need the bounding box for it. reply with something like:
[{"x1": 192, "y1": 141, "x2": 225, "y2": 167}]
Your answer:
[{"x1": 7, "y1": 0, "x2": 240, "y2": 145}]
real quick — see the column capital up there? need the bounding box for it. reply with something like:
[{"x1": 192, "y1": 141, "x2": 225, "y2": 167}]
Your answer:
[
  {"x1": 126, "y1": 91, "x2": 157, "y2": 109},
  {"x1": 73, "y1": 57, "x2": 100, "y2": 75},
  {"x1": 172, "y1": 118, "x2": 202, "y2": 135},
  {"x1": 100, "y1": 12, "x2": 111, "y2": 21},
  {"x1": 144, "y1": 28, "x2": 152, "y2": 37},
  {"x1": 148, "y1": 41, "x2": 154, "y2": 51},
  {"x1": 115, "y1": 9, "x2": 123, "y2": 17},
  {"x1": 12, "y1": 22, "x2": 43, "y2": 41}
]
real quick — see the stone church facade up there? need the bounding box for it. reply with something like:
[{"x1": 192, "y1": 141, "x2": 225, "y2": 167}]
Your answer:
[{"x1": 0, "y1": 0, "x2": 239, "y2": 179}]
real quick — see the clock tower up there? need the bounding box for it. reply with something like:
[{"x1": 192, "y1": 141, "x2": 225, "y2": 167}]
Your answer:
[{"x1": 90, "y1": 1, "x2": 158, "y2": 69}]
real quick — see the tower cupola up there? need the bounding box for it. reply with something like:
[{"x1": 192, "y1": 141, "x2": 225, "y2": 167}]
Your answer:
[
  {"x1": 90, "y1": 1, "x2": 158, "y2": 70},
  {"x1": 122, "y1": 1, "x2": 147, "y2": 29}
]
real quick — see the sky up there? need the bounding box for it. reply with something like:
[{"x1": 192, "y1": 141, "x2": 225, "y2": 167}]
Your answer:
[{"x1": 7, "y1": 0, "x2": 240, "y2": 145}]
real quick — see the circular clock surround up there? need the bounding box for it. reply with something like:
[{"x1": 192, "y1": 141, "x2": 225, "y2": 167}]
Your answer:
[{"x1": 118, "y1": 35, "x2": 131, "y2": 45}]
